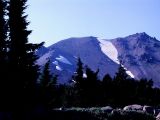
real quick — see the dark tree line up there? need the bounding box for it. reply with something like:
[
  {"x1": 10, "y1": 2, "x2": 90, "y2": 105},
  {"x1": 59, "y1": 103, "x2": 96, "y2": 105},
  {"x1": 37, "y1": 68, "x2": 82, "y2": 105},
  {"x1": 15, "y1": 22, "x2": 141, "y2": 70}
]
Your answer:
[
  {"x1": 69, "y1": 59, "x2": 160, "y2": 108},
  {"x1": 42, "y1": 58, "x2": 160, "y2": 108},
  {"x1": 37, "y1": 58, "x2": 160, "y2": 109}
]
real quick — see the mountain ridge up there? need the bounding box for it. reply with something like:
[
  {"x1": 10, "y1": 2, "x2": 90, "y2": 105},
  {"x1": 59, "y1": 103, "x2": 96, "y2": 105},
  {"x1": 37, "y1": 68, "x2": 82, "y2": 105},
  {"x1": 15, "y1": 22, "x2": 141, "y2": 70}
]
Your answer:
[{"x1": 37, "y1": 33, "x2": 160, "y2": 87}]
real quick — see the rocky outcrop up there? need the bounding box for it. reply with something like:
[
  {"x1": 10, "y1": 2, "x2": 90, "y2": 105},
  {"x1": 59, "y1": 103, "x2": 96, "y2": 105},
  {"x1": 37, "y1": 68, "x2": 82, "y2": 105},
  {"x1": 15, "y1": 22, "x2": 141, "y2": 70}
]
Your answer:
[{"x1": 123, "y1": 104, "x2": 143, "y2": 111}]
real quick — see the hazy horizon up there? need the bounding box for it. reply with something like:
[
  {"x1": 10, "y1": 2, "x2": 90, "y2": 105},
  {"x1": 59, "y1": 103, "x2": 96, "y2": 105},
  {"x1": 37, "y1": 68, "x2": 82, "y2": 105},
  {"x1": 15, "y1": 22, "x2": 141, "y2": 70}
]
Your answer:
[{"x1": 27, "y1": 0, "x2": 160, "y2": 47}]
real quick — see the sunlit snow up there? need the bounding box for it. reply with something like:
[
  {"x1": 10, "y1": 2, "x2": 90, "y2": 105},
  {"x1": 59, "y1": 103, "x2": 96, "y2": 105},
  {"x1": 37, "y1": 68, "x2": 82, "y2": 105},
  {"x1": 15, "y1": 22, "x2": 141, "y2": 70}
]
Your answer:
[
  {"x1": 98, "y1": 39, "x2": 120, "y2": 64},
  {"x1": 122, "y1": 65, "x2": 135, "y2": 78},
  {"x1": 52, "y1": 61, "x2": 58, "y2": 65},
  {"x1": 126, "y1": 71, "x2": 135, "y2": 78},
  {"x1": 98, "y1": 38, "x2": 134, "y2": 78},
  {"x1": 56, "y1": 65, "x2": 62, "y2": 71},
  {"x1": 56, "y1": 55, "x2": 72, "y2": 65},
  {"x1": 83, "y1": 73, "x2": 87, "y2": 78}
]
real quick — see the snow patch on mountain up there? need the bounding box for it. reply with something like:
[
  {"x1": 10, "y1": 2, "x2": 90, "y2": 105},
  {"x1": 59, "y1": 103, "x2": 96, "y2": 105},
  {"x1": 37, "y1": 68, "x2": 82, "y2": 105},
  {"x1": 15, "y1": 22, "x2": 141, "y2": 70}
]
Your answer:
[
  {"x1": 52, "y1": 61, "x2": 58, "y2": 65},
  {"x1": 98, "y1": 39, "x2": 120, "y2": 64},
  {"x1": 126, "y1": 71, "x2": 134, "y2": 78},
  {"x1": 52, "y1": 60, "x2": 63, "y2": 71},
  {"x1": 98, "y1": 38, "x2": 135, "y2": 78},
  {"x1": 121, "y1": 64, "x2": 135, "y2": 78},
  {"x1": 83, "y1": 73, "x2": 87, "y2": 78},
  {"x1": 123, "y1": 66, "x2": 135, "y2": 78},
  {"x1": 56, "y1": 55, "x2": 72, "y2": 65},
  {"x1": 56, "y1": 65, "x2": 63, "y2": 71}
]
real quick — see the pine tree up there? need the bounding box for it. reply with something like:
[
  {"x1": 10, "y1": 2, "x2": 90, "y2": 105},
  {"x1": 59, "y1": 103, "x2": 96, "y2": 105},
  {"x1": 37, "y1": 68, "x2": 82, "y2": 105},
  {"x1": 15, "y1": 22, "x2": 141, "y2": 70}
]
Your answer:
[
  {"x1": 114, "y1": 63, "x2": 130, "y2": 82},
  {"x1": 0, "y1": 0, "x2": 7, "y2": 61},
  {"x1": 0, "y1": 0, "x2": 8, "y2": 110},
  {"x1": 8, "y1": 0, "x2": 43, "y2": 110},
  {"x1": 102, "y1": 74, "x2": 113, "y2": 105},
  {"x1": 71, "y1": 58, "x2": 84, "y2": 106},
  {"x1": 39, "y1": 60, "x2": 58, "y2": 110},
  {"x1": 72, "y1": 58, "x2": 84, "y2": 87},
  {"x1": 102, "y1": 74, "x2": 112, "y2": 85},
  {"x1": 135, "y1": 78, "x2": 154, "y2": 104},
  {"x1": 40, "y1": 60, "x2": 53, "y2": 88},
  {"x1": 113, "y1": 63, "x2": 133, "y2": 106},
  {"x1": 84, "y1": 66, "x2": 100, "y2": 106}
]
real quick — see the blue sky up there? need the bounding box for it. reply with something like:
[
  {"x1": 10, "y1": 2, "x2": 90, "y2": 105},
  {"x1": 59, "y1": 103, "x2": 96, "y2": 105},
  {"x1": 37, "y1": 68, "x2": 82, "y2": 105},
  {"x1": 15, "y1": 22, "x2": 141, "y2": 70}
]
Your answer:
[{"x1": 27, "y1": 0, "x2": 160, "y2": 46}]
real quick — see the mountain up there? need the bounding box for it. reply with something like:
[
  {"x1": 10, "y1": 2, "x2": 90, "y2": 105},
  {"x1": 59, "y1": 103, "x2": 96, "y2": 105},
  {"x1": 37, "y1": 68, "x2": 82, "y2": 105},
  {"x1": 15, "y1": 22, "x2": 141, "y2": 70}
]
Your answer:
[{"x1": 37, "y1": 33, "x2": 160, "y2": 87}]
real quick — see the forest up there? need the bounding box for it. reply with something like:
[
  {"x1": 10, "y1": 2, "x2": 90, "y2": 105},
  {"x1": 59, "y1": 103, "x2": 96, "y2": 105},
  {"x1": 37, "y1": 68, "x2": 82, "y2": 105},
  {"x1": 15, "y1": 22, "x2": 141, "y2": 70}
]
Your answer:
[{"x1": 0, "y1": 0, "x2": 160, "y2": 119}]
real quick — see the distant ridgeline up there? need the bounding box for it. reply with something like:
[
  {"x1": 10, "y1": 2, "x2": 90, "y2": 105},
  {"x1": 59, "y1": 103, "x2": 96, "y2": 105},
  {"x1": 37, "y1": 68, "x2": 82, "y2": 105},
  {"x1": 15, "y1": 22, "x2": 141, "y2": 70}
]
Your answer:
[{"x1": 37, "y1": 32, "x2": 160, "y2": 87}]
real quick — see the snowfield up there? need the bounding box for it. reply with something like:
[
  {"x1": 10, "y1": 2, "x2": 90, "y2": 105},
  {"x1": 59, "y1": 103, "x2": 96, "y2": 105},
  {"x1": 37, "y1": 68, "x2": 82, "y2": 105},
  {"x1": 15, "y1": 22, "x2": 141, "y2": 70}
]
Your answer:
[
  {"x1": 98, "y1": 39, "x2": 119, "y2": 64},
  {"x1": 56, "y1": 55, "x2": 72, "y2": 65},
  {"x1": 98, "y1": 38, "x2": 134, "y2": 78}
]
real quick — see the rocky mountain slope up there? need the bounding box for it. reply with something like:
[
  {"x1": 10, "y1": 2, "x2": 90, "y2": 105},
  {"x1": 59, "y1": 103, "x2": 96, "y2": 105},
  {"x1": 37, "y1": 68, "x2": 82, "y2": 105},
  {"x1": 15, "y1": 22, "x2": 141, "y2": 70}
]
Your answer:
[{"x1": 37, "y1": 33, "x2": 160, "y2": 87}]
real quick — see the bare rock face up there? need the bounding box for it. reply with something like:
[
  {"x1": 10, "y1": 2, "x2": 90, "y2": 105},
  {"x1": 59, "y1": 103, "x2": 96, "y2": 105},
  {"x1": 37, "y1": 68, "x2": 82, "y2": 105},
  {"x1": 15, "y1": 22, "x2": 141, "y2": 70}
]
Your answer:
[
  {"x1": 112, "y1": 32, "x2": 160, "y2": 87},
  {"x1": 37, "y1": 33, "x2": 160, "y2": 87},
  {"x1": 37, "y1": 36, "x2": 119, "y2": 83}
]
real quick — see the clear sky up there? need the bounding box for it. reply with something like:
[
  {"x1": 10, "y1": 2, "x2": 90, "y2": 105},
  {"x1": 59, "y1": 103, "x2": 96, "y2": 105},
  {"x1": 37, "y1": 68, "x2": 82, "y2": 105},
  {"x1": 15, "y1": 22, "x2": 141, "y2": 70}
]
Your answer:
[{"x1": 27, "y1": 0, "x2": 160, "y2": 47}]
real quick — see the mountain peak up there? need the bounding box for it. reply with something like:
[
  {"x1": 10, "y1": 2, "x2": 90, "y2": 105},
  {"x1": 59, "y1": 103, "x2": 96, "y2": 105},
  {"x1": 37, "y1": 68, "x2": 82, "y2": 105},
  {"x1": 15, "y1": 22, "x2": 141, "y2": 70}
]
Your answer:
[
  {"x1": 37, "y1": 32, "x2": 160, "y2": 87},
  {"x1": 136, "y1": 32, "x2": 148, "y2": 36},
  {"x1": 126, "y1": 32, "x2": 150, "y2": 39},
  {"x1": 122, "y1": 32, "x2": 159, "y2": 44}
]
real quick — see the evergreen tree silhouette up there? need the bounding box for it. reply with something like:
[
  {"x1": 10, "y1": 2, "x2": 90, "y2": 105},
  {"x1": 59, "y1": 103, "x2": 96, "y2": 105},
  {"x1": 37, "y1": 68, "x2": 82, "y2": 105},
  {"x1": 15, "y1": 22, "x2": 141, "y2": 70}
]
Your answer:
[
  {"x1": 135, "y1": 78, "x2": 154, "y2": 105},
  {"x1": 114, "y1": 63, "x2": 130, "y2": 82},
  {"x1": 84, "y1": 66, "x2": 101, "y2": 106},
  {"x1": 72, "y1": 58, "x2": 85, "y2": 106},
  {"x1": 73, "y1": 57, "x2": 83, "y2": 86},
  {"x1": 102, "y1": 74, "x2": 113, "y2": 105},
  {"x1": 8, "y1": 0, "x2": 43, "y2": 111},
  {"x1": 113, "y1": 63, "x2": 131, "y2": 106},
  {"x1": 46, "y1": 74, "x2": 58, "y2": 109},
  {"x1": 39, "y1": 60, "x2": 58, "y2": 110},
  {"x1": 0, "y1": 0, "x2": 7, "y2": 61},
  {"x1": 40, "y1": 60, "x2": 53, "y2": 88},
  {"x1": 0, "y1": 0, "x2": 8, "y2": 110}
]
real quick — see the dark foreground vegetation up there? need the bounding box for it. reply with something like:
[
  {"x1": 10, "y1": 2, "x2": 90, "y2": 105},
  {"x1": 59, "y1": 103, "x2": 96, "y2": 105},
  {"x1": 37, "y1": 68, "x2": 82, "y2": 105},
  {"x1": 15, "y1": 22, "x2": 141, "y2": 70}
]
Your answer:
[
  {"x1": 0, "y1": 0, "x2": 160, "y2": 119},
  {"x1": 0, "y1": 108, "x2": 156, "y2": 120},
  {"x1": 0, "y1": 109, "x2": 155, "y2": 120},
  {"x1": 51, "y1": 109, "x2": 155, "y2": 120}
]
